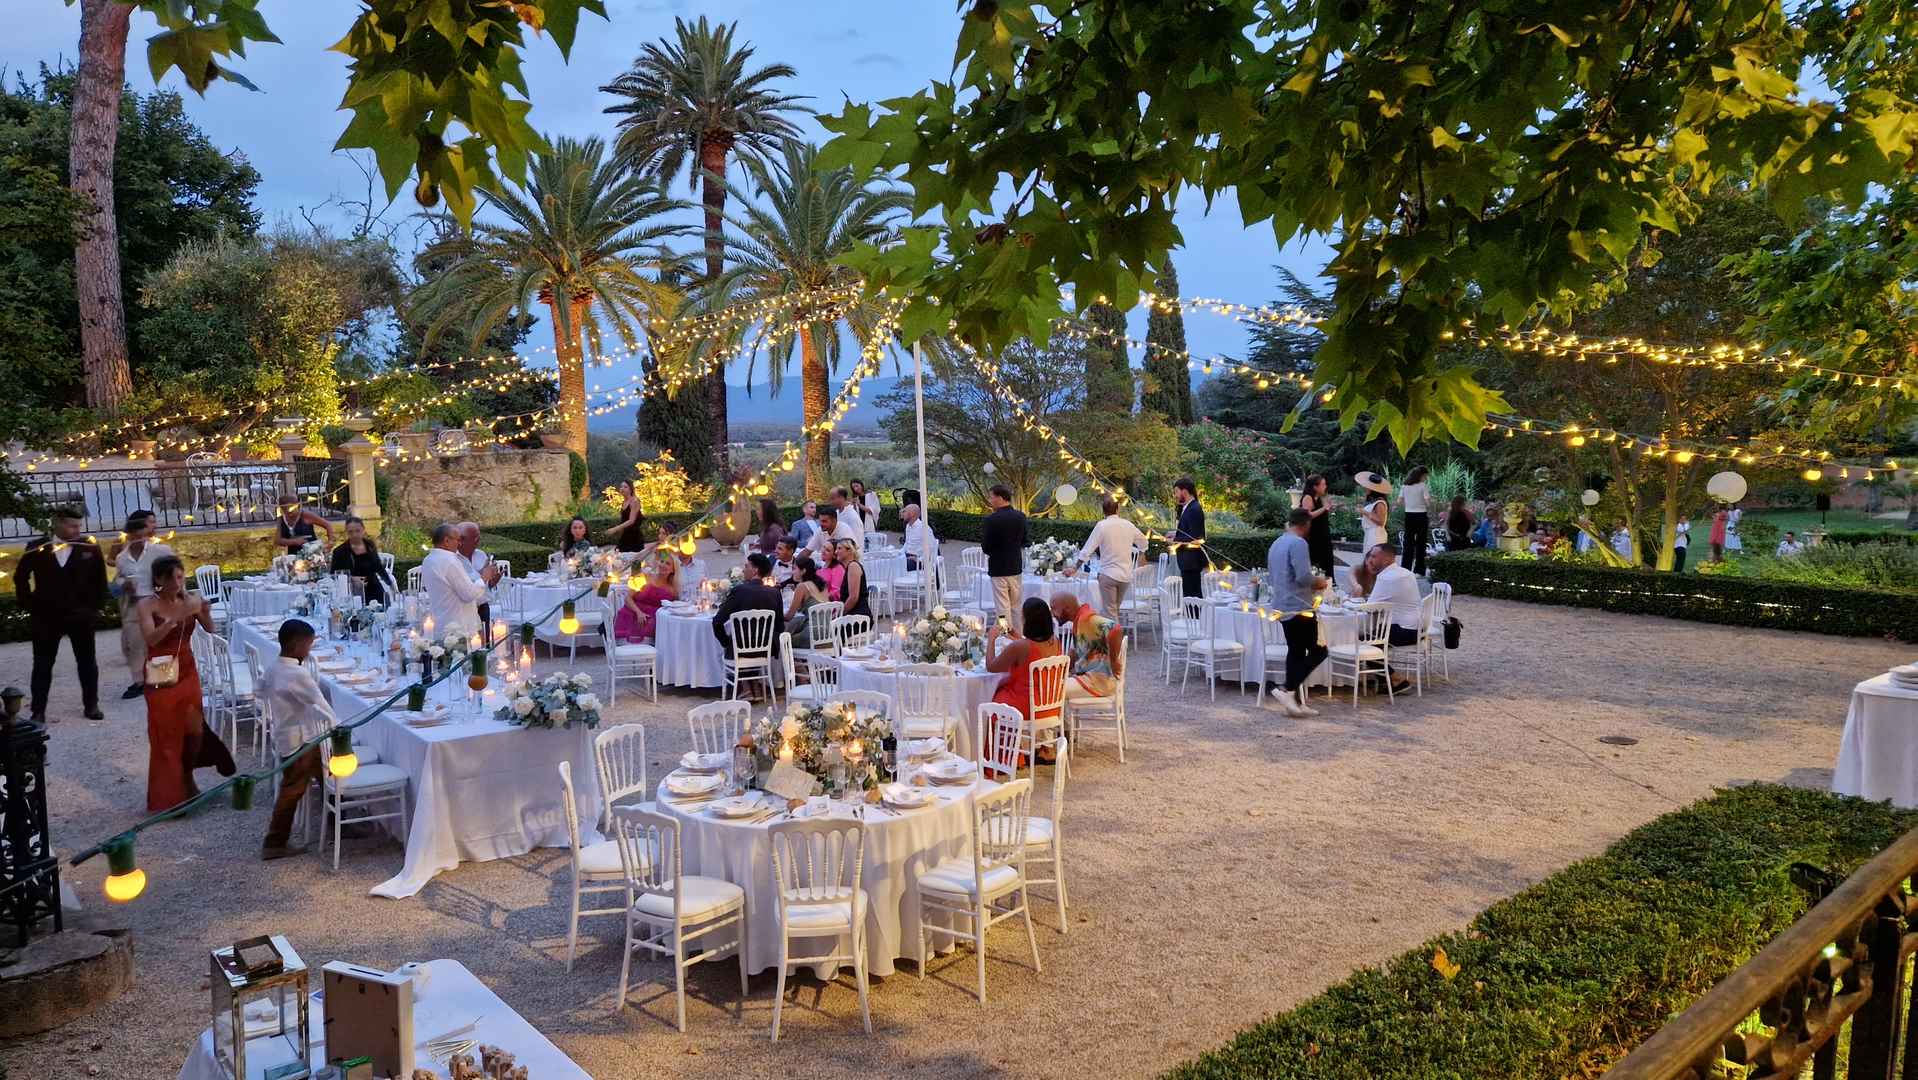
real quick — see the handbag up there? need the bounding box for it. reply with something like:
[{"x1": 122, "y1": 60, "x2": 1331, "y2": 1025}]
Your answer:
[
  {"x1": 1442, "y1": 616, "x2": 1463, "y2": 650},
  {"x1": 144, "y1": 613, "x2": 188, "y2": 687}
]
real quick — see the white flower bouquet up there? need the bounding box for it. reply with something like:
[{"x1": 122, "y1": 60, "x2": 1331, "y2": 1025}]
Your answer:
[
  {"x1": 711, "y1": 565, "x2": 746, "y2": 606},
  {"x1": 906, "y1": 605, "x2": 980, "y2": 665},
  {"x1": 499, "y1": 671, "x2": 602, "y2": 730},
  {"x1": 748, "y1": 700, "x2": 893, "y2": 792},
  {"x1": 404, "y1": 630, "x2": 474, "y2": 669},
  {"x1": 1027, "y1": 536, "x2": 1080, "y2": 577},
  {"x1": 288, "y1": 538, "x2": 327, "y2": 584}
]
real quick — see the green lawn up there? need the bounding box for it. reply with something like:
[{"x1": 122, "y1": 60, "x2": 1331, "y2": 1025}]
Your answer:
[{"x1": 1744, "y1": 508, "x2": 1911, "y2": 535}]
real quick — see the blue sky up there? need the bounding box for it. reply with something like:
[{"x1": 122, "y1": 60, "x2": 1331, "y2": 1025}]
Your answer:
[{"x1": 10, "y1": 0, "x2": 1330, "y2": 423}]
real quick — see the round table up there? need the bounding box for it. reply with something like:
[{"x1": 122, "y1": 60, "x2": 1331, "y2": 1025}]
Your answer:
[
  {"x1": 1208, "y1": 600, "x2": 1362, "y2": 689},
  {"x1": 1833, "y1": 674, "x2": 1918, "y2": 807},
  {"x1": 972, "y1": 574, "x2": 1101, "y2": 616},
  {"x1": 655, "y1": 608, "x2": 726, "y2": 689},
  {"x1": 836, "y1": 659, "x2": 1004, "y2": 760},
  {"x1": 651, "y1": 778, "x2": 988, "y2": 977}
]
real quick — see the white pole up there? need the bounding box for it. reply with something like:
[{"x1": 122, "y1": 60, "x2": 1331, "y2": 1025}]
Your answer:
[{"x1": 913, "y1": 340, "x2": 931, "y2": 610}]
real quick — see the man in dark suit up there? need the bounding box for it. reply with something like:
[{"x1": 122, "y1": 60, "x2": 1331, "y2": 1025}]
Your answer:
[
  {"x1": 712, "y1": 554, "x2": 785, "y2": 659},
  {"x1": 1170, "y1": 477, "x2": 1206, "y2": 601},
  {"x1": 980, "y1": 484, "x2": 1029, "y2": 627},
  {"x1": 15, "y1": 506, "x2": 109, "y2": 722}
]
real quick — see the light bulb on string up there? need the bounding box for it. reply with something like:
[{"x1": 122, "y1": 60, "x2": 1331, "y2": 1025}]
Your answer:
[
  {"x1": 102, "y1": 835, "x2": 145, "y2": 903},
  {"x1": 328, "y1": 729, "x2": 359, "y2": 779}
]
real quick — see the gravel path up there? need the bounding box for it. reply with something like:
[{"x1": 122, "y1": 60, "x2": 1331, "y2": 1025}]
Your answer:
[{"x1": 2, "y1": 575, "x2": 1902, "y2": 1079}]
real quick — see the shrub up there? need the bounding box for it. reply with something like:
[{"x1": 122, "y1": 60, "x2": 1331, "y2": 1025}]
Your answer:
[
  {"x1": 1430, "y1": 549, "x2": 1918, "y2": 639},
  {"x1": 567, "y1": 450, "x2": 587, "y2": 497},
  {"x1": 1708, "y1": 541, "x2": 1918, "y2": 593},
  {"x1": 1168, "y1": 785, "x2": 1918, "y2": 1080},
  {"x1": 1734, "y1": 516, "x2": 1780, "y2": 555},
  {"x1": 1824, "y1": 528, "x2": 1918, "y2": 547}
]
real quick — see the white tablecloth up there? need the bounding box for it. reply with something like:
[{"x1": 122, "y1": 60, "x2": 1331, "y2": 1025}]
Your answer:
[
  {"x1": 836, "y1": 660, "x2": 1003, "y2": 761},
  {"x1": 225, "y1": 581, "x2": 309, "y2": 618},
  {"x1": 514, "y1": 577, "x2": 598, "y2": 647},
  {"x1": 972, "y1": 573, "x2": 1101, "y2": 615},
  {"x1": 651, "y1": 780, "x2": 987, "y2": 978},
  {"x1": 1833, "y1": 674, "x2": 1918, "y2": 806},
  {"x1": 656, "y1": 609, "x2": 726, "y2": 689},
  {"x1": 230, "y1": 620, "x2": 601, "y2": 899},
  {"x1": 1209, "y1": 602, "x2": 1361, "y2": 688},
  {"x1": 176, "y1": 958, "x2": 588, "y2": 1080}
]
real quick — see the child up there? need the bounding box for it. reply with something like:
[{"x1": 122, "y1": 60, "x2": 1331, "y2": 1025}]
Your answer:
[{"x1": 259, "y1": 619, "x2": 335, "y2": 860}]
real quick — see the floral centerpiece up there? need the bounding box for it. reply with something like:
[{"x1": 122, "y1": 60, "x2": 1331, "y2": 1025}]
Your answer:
[
  {"x1": 498, "y1": 672, "x2": 602, "y2": 730},
  {"x1": 288, "y1": 539, "x2": 327, "y2": 584},
  {"x1": 344, "y1": 600, "x2": 385, "y2": 636},
  {"x1": 561, "y1": 544, "x2": 601, "y2": 579},
  {"x1": 404, "y1": 629, "x2": 473, "y2": 672},
  {"x1": 749, "y1": 701, "x2": 893, "y2": 793},
  {"x1": 711, "y1": 565, "x2": 745, "y2": 605},
  {"x1": 906, "y1": 605, "x2": 981, "y2": 665},
  {"x1": 1027, "y1": 536, "x2": 1080, "y2": 577}
]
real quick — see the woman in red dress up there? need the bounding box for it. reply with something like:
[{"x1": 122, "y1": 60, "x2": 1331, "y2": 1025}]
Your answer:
[
  {"x1": 987, "y1": 597, "x2": 1064, "y2": 720},
  {"x1": 138, "y1": 557, "x2": 235, "y2": 811}
]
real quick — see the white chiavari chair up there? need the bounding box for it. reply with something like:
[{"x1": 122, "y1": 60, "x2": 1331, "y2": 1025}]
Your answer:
[
  {"x1": 1064, "y1": 636, "x2": 1129, "y2": 763},
  {"x1": 688, "y1": 700, "x2": 751, "y2": 757},
  {"x1": 1025, "y1": 736, "x2": 1070, "y2": 932},
  {"x1": 977, "y1": 702, "x2": 1026, "y2": 781},
  {"x1": 940, "y1": 564, "x2": 981, "y2": 611},
  {"x1": 318, "y1": 735, "x2": 407, "y2": 872},
  {"x1": 893, "y1": 663, "x2": 958, "y2": 741},
  {"x1": 1324, "y1": 600, "x2": 1393, "y2": 708},
  {"x1": 766, "y1": 818, "x2": 872, "y2": 1040},
  {"x1": 830, "y1": 614, "x2": 873, "y2": 654},
  {"x1": 1427, "y1": 581, "x2": 1454, "y2": 682},
  {"x1": 610, "y1": 806, "x2": 747, "y2": 1033},
  {"x1": 602, "y1": 593, "x2": 657, "y2": 704},
  {"x1": 1178, "y1": 597, "x2": 1245, "y2": 700},
  {"x1": 594, "y1": 724, "x2": 648, "y2": 823},
  {"x1": 558, "y1": 761, "x2": 630, "y2": 971},
  {"x1": 1158, "y1": 576, "x2": 1192, "y2": 680},
  {"x1": 916, "y1": 778, "x2": 1041, "y2": 1004},
  {"x1": 793, "y1": 600, "x2": 843, "y2": 682},
  {"x1": 779, "y1": 633, "x2": 839, "y2": 705},
  {"x1": 826, "y1": 690, "x2": 890, "y2": 719},
  {"x1": 722, "y1": 609, "x2": 778, "y2": 702}
]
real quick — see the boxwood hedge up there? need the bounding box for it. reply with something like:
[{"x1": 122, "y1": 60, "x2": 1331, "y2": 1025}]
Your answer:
[
  {"x1": 1430, "y1": 549, "x2": 1918, "y2": 640},
  {"x1": 1167, "y1": 785, "x2": 1918, "y2": 1079},
  {"x1": 1823, "y1": 528, "x2": 1918, "y2": 547}
]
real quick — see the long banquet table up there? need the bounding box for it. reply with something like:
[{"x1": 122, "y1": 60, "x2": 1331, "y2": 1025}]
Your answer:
[
  {"x1": 230, "y1": 618, "x2": 601, "y2": 899},
  {"x1": 1833, "y1": 673, "x2": 1918, "y2": 807}
]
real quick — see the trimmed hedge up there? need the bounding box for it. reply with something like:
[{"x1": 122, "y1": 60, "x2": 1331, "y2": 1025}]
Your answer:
[
  {"x1": 1430, "y1": 549, "x2": 1918, "y2": 640},
  {"x1": 1824, "y1": 528, "x2": 1918, "y2": 547},
  {"x1": 1167, "y1": 785, "x2": 1918, "y2": 1079}
]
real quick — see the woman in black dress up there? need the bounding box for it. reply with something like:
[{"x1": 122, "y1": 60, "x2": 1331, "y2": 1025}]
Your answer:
[
  {"x1": 605, "y1": 482, "x2": 647, "y2": 553},
  {"x1": 1298, "y1": 473, "x2": 1335, "y2": 573},
  {"x1": 329, "y1": 515, "x2": 396, "y2": 605},
  {"x1": 835, "y1": 538, "x2": 872, "y2": 619}
]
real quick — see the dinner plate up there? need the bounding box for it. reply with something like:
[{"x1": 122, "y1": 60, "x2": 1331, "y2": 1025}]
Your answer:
[
  {"x1": 710, "y1": 796, "x2": 763, "y2": 819},
  {"x1": 665, "y1": 772, "x2": 725, "y2": 797},
  {"x1": 679, "y1": 751, "x2": 730, "y2": 773},
  {"x1": 922, "y1": 756, "x2": 975, "y2": 782},
  {"x1": 906, "y1": 738, "x2": 946, "y2": 759},
  {"x1": 842, "y1": 648, "x2": 878, "y2": 661},
  {"x1": 881, "y1": 783, "x2": 936, "y2": 809}
]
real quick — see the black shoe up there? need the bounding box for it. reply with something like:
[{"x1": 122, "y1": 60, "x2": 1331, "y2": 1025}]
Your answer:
[
  {"x1": 121, "y1": 683, "x2": 145, "y2": 699},
  {"x1": 261, "y1": 843, "x2": 308, "y2": 861},
  {"x1": 84, "y1": 706, "x2": 104, "y2": 721},
  {"x1": 29, "y1": 711, "x2": 47, "y2": 725}
]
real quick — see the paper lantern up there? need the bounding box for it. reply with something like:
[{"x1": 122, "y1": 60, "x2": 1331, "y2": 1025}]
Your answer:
[
  {"x1": 940, "y1": 453, "x2": 954, "y2": 466},
  {"x1": 1055, "y1": 484, "x2": 1078, "y2": 506},
  {"x1": 982, "y1": 462, "x2": 996, "y2": 475},
  {"x1": 1706, "y1": 471, "x2": 1748, "y2": 504},
  {"x1": 1581, "y1": 489, "x2": 1600, "y2": 506}
]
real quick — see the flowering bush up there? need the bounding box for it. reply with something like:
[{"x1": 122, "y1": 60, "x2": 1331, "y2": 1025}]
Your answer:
[
  {"x1": 749, "y1": 700, "x2": 892, "y2": 791},
  {"x1": 602, "y1": 450, "x2": 715, "y2": 515},
  {"x1": 907, "y1": 605, "x2": 981, "y2": 664},
  {"x1": 498, "y1": 671, "x2": 602, "y2": 730},
  {"x1": 1027, "y1": 536, "x2": 1080, "y2": 576}
]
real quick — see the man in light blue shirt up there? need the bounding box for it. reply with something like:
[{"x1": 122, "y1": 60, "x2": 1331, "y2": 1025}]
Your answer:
[{"x1": 1266, "y1": 509, "x2": 1329, "y2": 717}]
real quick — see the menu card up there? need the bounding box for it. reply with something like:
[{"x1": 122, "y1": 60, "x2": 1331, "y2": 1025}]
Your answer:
[{"x1": 764, "y1": 760, "x2": 818, "y2": 801}]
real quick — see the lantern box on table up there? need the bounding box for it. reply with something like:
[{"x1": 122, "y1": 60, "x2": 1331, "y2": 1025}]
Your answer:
[
  {"x1": 322, "y1": 961, "x2": 414, "y2": 1079},
  {"x1": 210, "y1": 934, "x2": 312, "y2": 1080}
]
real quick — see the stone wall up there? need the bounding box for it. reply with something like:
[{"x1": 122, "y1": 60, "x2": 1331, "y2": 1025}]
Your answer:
[{"x1": 380, "y1": 447, "x2": 571, "y2": 526}]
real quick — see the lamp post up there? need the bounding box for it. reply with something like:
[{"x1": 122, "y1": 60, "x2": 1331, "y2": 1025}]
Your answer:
[{"x1": 0, "y1": 685, "x2": 60, "y2": 944}]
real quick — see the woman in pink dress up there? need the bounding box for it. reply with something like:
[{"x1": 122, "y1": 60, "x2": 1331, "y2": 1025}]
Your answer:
[
  {"x1": 819, "y1": 542, "x2": 847, "y2": 601},
  {"x1": 1709, "y1": 508, "x2": 1729, "y2": 563},
  {"x1": 614, "y1": 558, "x2": 679, "y2": 643}
]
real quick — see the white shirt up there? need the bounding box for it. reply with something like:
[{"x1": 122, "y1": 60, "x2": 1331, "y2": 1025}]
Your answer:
[
  {"x1": 806, "y1": 517, "x2": 860, "y2": 559},
  {"x1": 263, "y1": 655, "x2": 335, "y2": 757},
  {"x1": 862, "y1": 491, "x2": 881, "y2": 525},
  {"x1": 465, "y1": 548, "x2": 490, "y2": 575},
  {"x1": 115, "y1": 541, "x2": 174, "y2": 599},
  {"x1": 901, "y1": 518, "x2": 935, "y2": 563},
  {"x1": 1368, "y1": 564, "x2": 1423, "y2": 631},
  {"x1": 1077, "y1": 515, "x2": 1147, "y2": 583},
  {"x1": 422, "y1": 547, "x2": 487, "y2": 634},
  {"x1": 1674, "y1": 522, "x2": 1690, "y2": 549},
  {"x1": 1611, "y1": 531, "x2": 1632, "y2": 557},
  {"x1": 53, "y1": 542, "x2": 72, "y2": 568},
  {"x1": 834, "y1": 505, "x2": 865, "y2": 548},
  {"x1": 1777, "y1": 539, "x2": 1804, "y2": 556},
  {"x1": 1400, "y1": 482, "x2": 1429, "y2": 514},
  {"x1": 1362, "y1": 499, "x2": 1388, "y2": 549}
]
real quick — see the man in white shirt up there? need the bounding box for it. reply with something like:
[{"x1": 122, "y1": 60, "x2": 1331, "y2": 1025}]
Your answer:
[
  {"x1": 804, "y1": 506, "x2": 859, "y2": 560},
  {"x1": 261, "y1": 619, "x2": 334, "y2": 860},
  {"x1": 457, "y1": 521, "x2": 495, "y2": 641},
  {"x1": 829, "y1": 487, "x2": 865, "y2": 549},
  {"x1": 900, "y1": 504, "x2": 936, "y2": 572},
  {"x1": 423, "y1": 522, "x2": 499, "y2": 635},
  {"x1": 1359, "y1": 544, "x2": 1421, "y2": 693},
  {"x1": 1777, "y1": 531, "x2": 1804, "y2": 556},
  {"x1": 1068, "y1": 496, "x2": 1147, "y2": 615},
  {"x1": 113, "y1": 510, "x2": 173, "y2": 698},
  {"x1": 770, "y1": 537, "x2": 798, "y2": 586}
]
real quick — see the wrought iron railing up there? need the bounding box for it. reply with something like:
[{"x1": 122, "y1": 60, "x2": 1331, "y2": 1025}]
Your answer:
[
  {"x1": 1605, "y1": 826, "x2": 1918, "y2": 1080},
  {"x1": 0, "y1": 459, "x2": 349, "y2": 540}
]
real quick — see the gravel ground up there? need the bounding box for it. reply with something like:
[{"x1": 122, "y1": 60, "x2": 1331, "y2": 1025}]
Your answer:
[{"x1": 1, "y1": 559, "x2": 1904, "y2": 1080}]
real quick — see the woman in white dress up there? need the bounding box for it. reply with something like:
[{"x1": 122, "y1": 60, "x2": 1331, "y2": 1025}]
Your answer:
[
  {"x1": 1724, "y1": 505, "x2": 1743, "y2": 552},
  {"x1": 850, "y1": 478, "x2": 881, "y2": 542},
  {"x1": 1355, "y1": 471, "x2": 1392, "y2": 550}
]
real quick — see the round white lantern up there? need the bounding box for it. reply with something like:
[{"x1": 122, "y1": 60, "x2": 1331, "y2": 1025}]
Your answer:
[
  {"x1": 940, "y1": 453, "x2": 954, "y2": 466},
  {"x1": 1706, "y1": 471, "x2": 1748, "y2": 504},
  {"x1": 982, "y1": 462, "x2": 996, "y2": 475},
  {"x1": 1054, "y1": 483, "x2": 1078, "y2": 506},
  {"x1": 1581, "y1": 489, "x2": 1600, "y2": 507}
]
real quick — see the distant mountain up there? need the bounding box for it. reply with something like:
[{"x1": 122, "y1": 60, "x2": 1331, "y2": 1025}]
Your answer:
[{"x1": 587, "y1": 376, "x2": 908, "y2": 435}]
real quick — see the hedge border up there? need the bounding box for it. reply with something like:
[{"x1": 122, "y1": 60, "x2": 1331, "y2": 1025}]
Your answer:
[
  {"x1": 1824, "y1": 528, "x2": 1918, "y2": 547},
  {"x1": 1166, "y1": 785, "x2": 1918, "y2": 1079},
  {"x1": 1429, "y1": 549, "x2": 1918, "y2": 640}
]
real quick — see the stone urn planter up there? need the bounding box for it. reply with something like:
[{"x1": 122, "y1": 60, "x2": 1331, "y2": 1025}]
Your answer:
[
  {"x1": 127, "y1": 439, "x2": 156, "y2": 460},
  {"x1": 539, "y1": 432, "x2": 568, "y2": 450},
  {"x1": 394, "y1": 431, "x2": 431, "y2": 457},
  {"x1": 709, "y1": 498, "x2": 751, "y2": 550}
]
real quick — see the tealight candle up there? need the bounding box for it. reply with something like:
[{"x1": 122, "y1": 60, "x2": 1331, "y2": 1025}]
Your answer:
[
  {"x1": 778, "y1": 740, "x2": 794, "y2": 763},
  {"x1": 423, "y1": 615, "x2": 435, "y2": 635}
]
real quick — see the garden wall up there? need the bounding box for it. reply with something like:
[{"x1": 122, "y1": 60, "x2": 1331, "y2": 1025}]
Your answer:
[
  {"x1": 1430, "y1": 550, "x2": 1918, "y2": 640},
  {"x1": 380, "y1": 448, "x2": 572, "y2": 526},
  {"x1": 1167, "y1": 785, "x2": 1918, "y2": 1079}
]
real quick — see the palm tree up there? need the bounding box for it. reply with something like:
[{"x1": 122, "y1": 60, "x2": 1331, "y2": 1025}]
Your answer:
[
  {"x1": 703, "y1": 142, "x2": 909, "y2": 499},
  {"x1": 408, "y1": 136, "x2": 690, "y2": 490},
  {"x1": 601, "y1": 16, "x2": 808, "y2": 473}
]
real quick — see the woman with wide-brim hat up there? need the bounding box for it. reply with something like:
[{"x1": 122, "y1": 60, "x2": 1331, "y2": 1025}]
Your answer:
[{"x1": 1355, "y1": 471, "x2": 1393, "y2": 551}]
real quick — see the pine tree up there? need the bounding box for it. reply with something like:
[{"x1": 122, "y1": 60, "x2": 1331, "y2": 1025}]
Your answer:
[
  {"x1": 1143, "y1": 261, "x2": 1193, "y2": 425},
  {"x1": 1083, "y1": 301, "x2": 1132, "y2": 413}
]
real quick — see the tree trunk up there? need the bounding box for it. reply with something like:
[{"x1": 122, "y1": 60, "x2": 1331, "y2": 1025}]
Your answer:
[
  {"x1": 699, "y1": 136, "x2": 731, "y2": 475},
  {"x1": 71, "y1": 0, "x2": 134, "y2": 415},
  {"x1": 548, "y1": 296, "x2": 590, "y2": 494},
  {"x1": 1655, "y1": 457, "x2": 1680, "y2": 571},
  {"x1": 800, "y1": 324, "x2": 831, "y2": 500}
]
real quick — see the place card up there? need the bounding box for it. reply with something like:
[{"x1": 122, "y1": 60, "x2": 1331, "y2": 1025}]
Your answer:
[{"x1": 763, "y1": 760, "x2": 818, "y2": 801}]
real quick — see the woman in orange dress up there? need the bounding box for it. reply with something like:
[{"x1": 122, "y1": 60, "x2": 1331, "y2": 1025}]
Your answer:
[
  {"x1": 138, "y1": 556, "x2": 235, "y2": 811},
  {"x1": 987, "y1": 597, "x2": 1064, "y2": 721}
]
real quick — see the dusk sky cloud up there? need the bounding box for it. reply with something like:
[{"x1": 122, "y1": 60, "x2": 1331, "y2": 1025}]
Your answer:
[{"x1": 11, "y1": 2, "x2": 1328, "y2": 419}]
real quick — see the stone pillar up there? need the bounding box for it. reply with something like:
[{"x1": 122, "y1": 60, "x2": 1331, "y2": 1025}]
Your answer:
[
  {"x1": 339, "y1": 417, "x2": 382, "y2": 537},
  {"x1": 275, "y1": 432, "x2": 306, "y2": 511}
]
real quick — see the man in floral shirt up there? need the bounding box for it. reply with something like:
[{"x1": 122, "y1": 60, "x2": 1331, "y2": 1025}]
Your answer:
[{"x1": 1049, "y1": 593, "x2": 1124, "y2": 702}]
